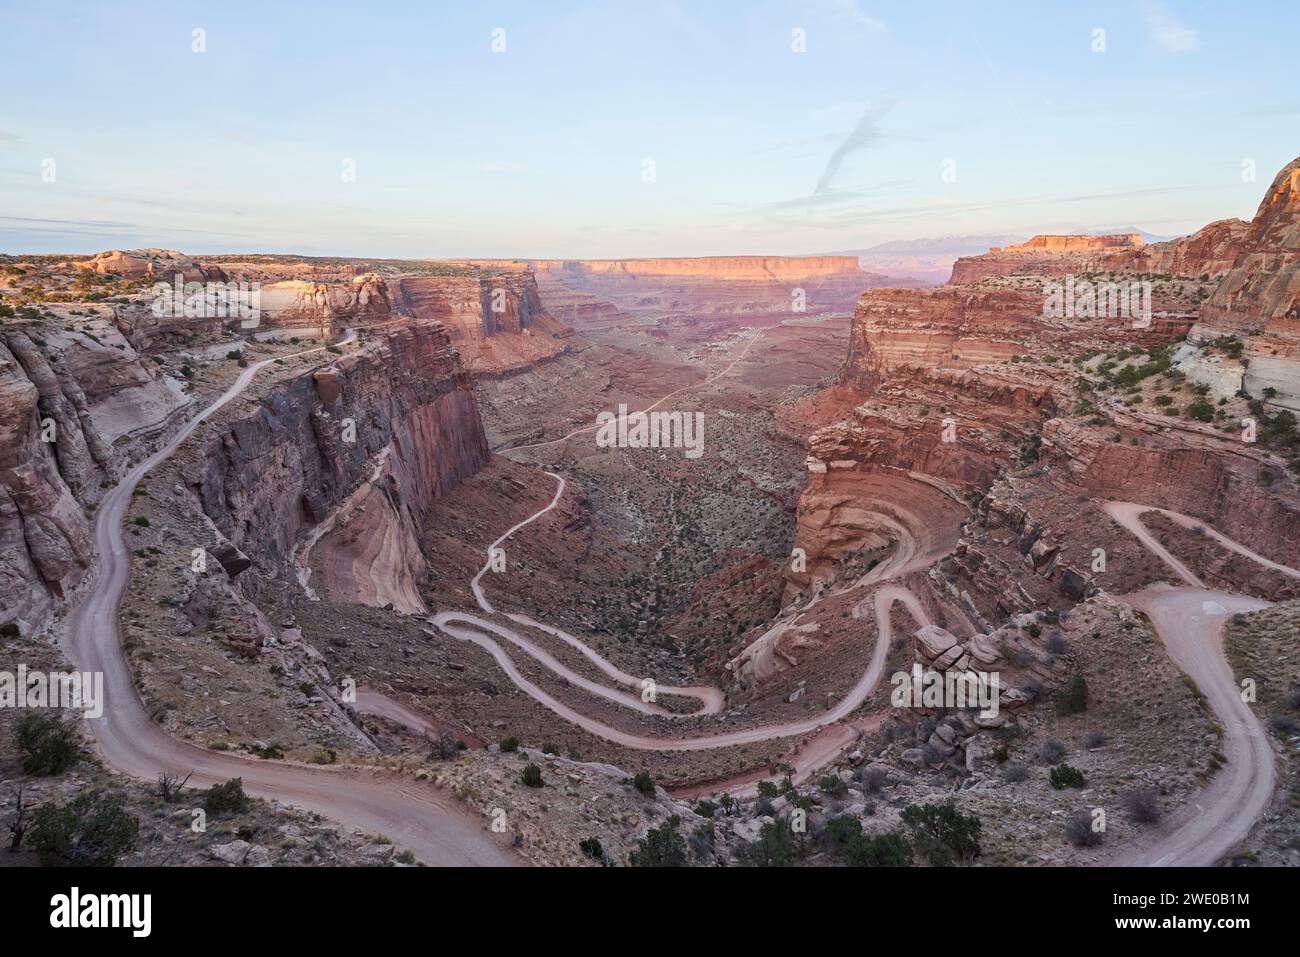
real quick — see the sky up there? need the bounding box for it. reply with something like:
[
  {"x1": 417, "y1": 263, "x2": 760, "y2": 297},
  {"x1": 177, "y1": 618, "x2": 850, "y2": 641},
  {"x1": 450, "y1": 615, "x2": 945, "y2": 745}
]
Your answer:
[{"x1": 1, "y1": 0, "x2": 1297, "y2": 258}]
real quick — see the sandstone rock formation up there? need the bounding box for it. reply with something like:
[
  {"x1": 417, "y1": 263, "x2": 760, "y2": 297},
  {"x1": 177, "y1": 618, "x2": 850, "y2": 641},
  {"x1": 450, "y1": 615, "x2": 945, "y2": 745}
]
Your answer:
[
  {"x1": 185, "y1": 318, "x2": 490, "y2": 612},
  {"x1": 1194, "y1": 157, "x2": 1300, "y2": 409},
  {"x1": 0, "y1": 336, "x2": 97, "y2": 627},
  {"x1": 522, "y1": 256, "x2": 919, "y2": 334},
  {"x1": 81, "y1": 248, "x2": 228, "y2": 284},
  {"x1": 949, "y1": 224, "x2": 1248, "y2": 285}
]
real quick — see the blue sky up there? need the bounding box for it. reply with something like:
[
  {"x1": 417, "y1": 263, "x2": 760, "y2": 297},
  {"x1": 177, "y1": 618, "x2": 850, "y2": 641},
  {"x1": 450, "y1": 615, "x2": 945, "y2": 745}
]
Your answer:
[{"x1": 1, "y1": 0, "x2": 1296, "y2": 257}]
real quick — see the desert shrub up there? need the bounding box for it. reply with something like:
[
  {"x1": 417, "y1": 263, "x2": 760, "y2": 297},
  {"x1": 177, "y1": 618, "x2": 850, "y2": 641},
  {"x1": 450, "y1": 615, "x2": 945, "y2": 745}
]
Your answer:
[
  {"x1": 1049, "y1": 763, "x2": 1086, "y2": 789},
  {"x1": 1269, "y1": 714, "x2": 1298, "y2": 736},
  {"x1": 1045, "y1": 633, "x2": 1070, "y2": 656},
  {"x1": 858, "y1": 766, "x2": 887, "y2": 793},
  {"x1": 689, "y1": 821, "x2": 716, "y2": 859},
  {"x1": 632, "y1": 770, "x2": 656, "y2": 795},
  {"x1": 499, "y1": 736, "x2": 519, "y2": 752},
  {"x1": 429, "y1": 731, "x2": 460, "y2": 760},
  {"x1": 824, "y1": 814, "x2": 863, "y2": 847},
  {"x1": 1082, "y1": 730, "x2": 1108, "y2": 749},
  {"x1": 629, "y1": 815, "x2": 687, "y2": 867},
  {"x1": 541, "y1": 741, "x2": 559, "y2": 755},
  {"x1": 844, "y1": 830, "x2": 913, "y2": 867},
  {"x1": 819, "y1": 774, "x2": 848, "y2": 797},
  {"x1": 578, "y1": 836, "x2": 604, "y2": 861},
  {"x1": 520, "y1": 764, "x2": 543, "y2": 788},
  {"x1": 991, "y1": 745, "x2": 1009, "y2": 763},
  {"x1": 0, "y1": 622, "x2": 19, "y2": 640},
  {"x1": 1037, "y1": 738, "x2": 1067, "y2": 763},
  {"x1": 15, "y1": 714, "x2": 81, "y2": 776},
  {"x1": 1065, "y1": 811, "x2": 1103, "y2": 847},
  {"x1": 756, "y1": 780, "x2": 779, "y2": 798},
  {"x1": 901, "y1": 800, "x2": 981, "y2": 864},
  {"x1": 31, "y1": 789, "x2": 139, "y2": 867},
  {"x1": 1121, "y1": 788, "x2": 1162, "y2": 824},
  {"x1": 740, "y1": 819, "x2": 797, "y2": 867},
  {"x1": 203, "y1": 778, "x2": 251, "y2": 816},
  {"x1": 1002, "y1": 762, "x2": 1028, "y2": 783},
  {"x1": 1055, "y1": 676, "x2": 1089, "y2": 715}
]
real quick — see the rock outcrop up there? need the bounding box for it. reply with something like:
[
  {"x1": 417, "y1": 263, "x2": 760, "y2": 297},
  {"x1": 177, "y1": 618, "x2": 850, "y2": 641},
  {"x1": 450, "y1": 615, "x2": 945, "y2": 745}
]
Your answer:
[
  {"x1": 840, "y1": 285, "x2": 1186, "y2": 393},
  {"x1": 523, "y1": 256, "x2": 919, "y2": 334},
  {"x1": 0, "y1": 336, "x2": 99, "y2": 627},
  {"x1": 185, "y1": 318, "x2": 490, "y2": 610},
  {"x1": 949, "y1": 224, "x2": 1248, "y2": 285},
  {"x1": 393, "y1": 272, "x2": 571, "y2": 376},
  {"x1": 949, "y1": 234, "x2": 1148, "y2": 284},
  {"x1": 81, "y1": 248, "x2": 228, "y2": 284},
  {"x1": 1194, "y1": 157, "x2": 1300, "y2": 409}
]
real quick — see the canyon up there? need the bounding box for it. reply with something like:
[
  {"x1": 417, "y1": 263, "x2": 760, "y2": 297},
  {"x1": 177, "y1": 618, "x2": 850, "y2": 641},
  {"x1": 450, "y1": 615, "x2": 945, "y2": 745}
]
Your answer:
[{"x1": 2, "y1": 155, "x2": 1299, "y2": 870}]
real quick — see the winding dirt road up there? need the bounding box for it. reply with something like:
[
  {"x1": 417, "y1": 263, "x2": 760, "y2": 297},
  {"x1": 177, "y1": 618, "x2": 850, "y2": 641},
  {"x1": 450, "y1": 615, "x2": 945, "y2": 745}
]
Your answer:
[
  {"x1": 66, "y1": 319, "x2": 1290, "y2": 867},
  {"x1": 1105, "y1": 501, "x2": 1298, "y2": 866},
  {"x1": 63, "y1": 334, "x2": 516, "y2": 866}
]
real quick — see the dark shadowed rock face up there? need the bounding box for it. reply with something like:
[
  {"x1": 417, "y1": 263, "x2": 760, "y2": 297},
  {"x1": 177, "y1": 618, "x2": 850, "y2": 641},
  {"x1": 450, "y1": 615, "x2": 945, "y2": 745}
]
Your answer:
[
  {"x1": 186, "y1": 319, "x2": 490, "y2": 585},
  {"x1": 0, "y1": 328, "x2": 123, "y2": 628}
]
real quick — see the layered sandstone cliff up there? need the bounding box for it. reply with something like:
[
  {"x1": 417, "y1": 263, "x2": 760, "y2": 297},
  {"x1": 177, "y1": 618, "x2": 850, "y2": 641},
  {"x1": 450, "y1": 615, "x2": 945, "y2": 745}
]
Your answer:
[
  {"x1": 0, "y1": 330, "x2": 114, "y2": 627},
  {"x1": 840, "y1": 284, "x2": 1187, "y2": 392},
  {"x1": 1194, "y1": 157, "x2": 1300, "y2": 409},
  {"x1": 184, "y1": 318, "x2": 490, "y2": 611},
  {"x1": 949, "y1": 234, "x2": 1146, "y2": 284},
  {"x1": 392, "y1": 272, "x2": 571, "y2": 376},
  {"x1": 949, "y1": 224, "x2": 1247, "y2": 285},
  {"x1": 521, "y1": 255, "x2": 918, "y2": 329},
  {"x1": 235, "y1": 268, "x2": 571, "y2": 377}
]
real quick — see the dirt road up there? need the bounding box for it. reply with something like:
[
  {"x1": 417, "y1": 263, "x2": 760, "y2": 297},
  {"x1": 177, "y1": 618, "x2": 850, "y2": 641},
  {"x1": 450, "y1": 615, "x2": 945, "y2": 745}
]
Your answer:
[
  {"x1": 1106, "y1": 501, "x2": 1290, "y2": 866},
  {"x1": 63, "y1": 334, "x2": 516, "y2": 866}
]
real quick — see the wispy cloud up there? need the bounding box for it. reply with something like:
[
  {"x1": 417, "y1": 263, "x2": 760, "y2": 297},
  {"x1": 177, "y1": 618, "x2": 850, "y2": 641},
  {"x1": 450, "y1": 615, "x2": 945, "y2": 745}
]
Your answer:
[
  {"x1": 824, "y1": 0, "x2": 886, "y2": 32},
  {"x1": 1144, "y1": 0, "x2": 1200, "y2": 53},
  {"x1": 0, "y1": 131, "x2": 19, "y2": 150},
  {"x1": 814, "y1": 99, "x2": 894, "y2": 195}
]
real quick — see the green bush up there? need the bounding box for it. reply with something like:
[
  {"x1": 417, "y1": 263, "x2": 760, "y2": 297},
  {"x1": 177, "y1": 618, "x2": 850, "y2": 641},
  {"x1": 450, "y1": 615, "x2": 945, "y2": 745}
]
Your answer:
[
  {"x1": 845, "y1": 830, "x2": 913, "y2": 867},
  {"x1": 824, "y1": 814, "x2": 863, "y2": 847},
  {"x1": 629, "y1": 815, "x2": 687, "y2": 867},
  {"x1": 901, "y1": 800, "x2": 981, "y2": 865},
  {"x1": 1055, "y1": 675, "x2": 1089, "y2": 715},
  {"x1": 1049, "y1": 763, "x2": 1086, "y2": 789},
  {"x1": 499, "y1": 736, "x2": 519, "y2": 753},
  {"x1": 203, "y1": 778, "x2": 252, "y2": 816},
  {"x1": 521, "y1": 764, "x2": 544, "y2": 788},
  {"x1": 579, "y1": 836, "x2": 604, "y2": 861},
  {"x1": 740, "y1": 819, "x2": 796, "y2": 867},
  {"x1": 16, "y1": 713, "x2": 81, "y2": 776},
  {"x1": 31, "y1": 789, "x2": 139, "y2": 866},
  {"x1": 632, "y1": 770, "x2": 656, "y2": 795}
]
